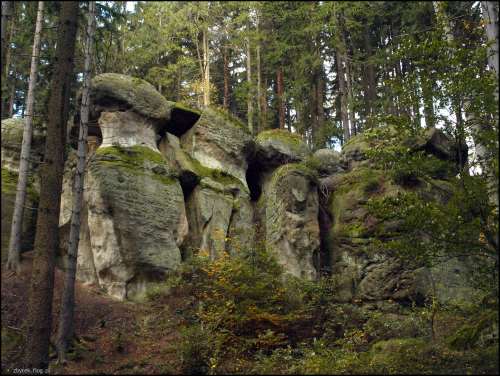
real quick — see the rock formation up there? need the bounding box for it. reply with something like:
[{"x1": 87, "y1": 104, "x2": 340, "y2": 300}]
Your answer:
[{"x1": 1, "y1": 73, "x2": 476, "y2": 305}]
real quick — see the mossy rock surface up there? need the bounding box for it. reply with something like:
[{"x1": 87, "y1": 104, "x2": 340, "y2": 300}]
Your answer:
[
  {"x1": 255, "y1": 129, "x2": 310, "y2": 167},
  {"x1": 83, "y1": 145, "x2": 187, "y2": 299},
  {"x1": 180, "y1": 107, "x2": 252, "y2": 189},
  {"x1": 91, "y1": 73, "x2": 173, "y2": 120},
  {"x1": 1, "y1": 118, "x2": 24, "y2": 149},
  {"x1": 1, "y1": 168, "x2": 38, "y2": 260}
]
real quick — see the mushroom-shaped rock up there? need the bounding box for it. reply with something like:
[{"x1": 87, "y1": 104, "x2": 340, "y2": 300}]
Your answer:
[
  {"x1": 91, "y1": 73, "x2": 173, "y2": 121},
  {"x1": 260, "y1": 163, "x2": 320, "y2": 280},
  {"x1": 255, "y1": 129, "x2": 310, "y2": 168},
  {"x1": 312, "y1": 149, "x2": 344, "y2": 177},
  {"x1": 180, "y1": 108, "x2": 252, "y2": 189}
]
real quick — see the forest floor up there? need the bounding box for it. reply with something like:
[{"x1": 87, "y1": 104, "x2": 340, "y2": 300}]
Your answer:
[{"x1": 1, "y1": 252, "x2": 184, "y2": 375}]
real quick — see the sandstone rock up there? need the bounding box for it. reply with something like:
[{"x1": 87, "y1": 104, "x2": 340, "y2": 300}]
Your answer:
[
  {"x1": 98, "y1": 110, "x2": 160, "y2": 150},
  {"x1": 261, "y1": 163, "x2": 320, "y2": 280},
  {"x1": 1, "y1": 118, "x2": 41, "y2": 258},
  {"x1": 255, "y1": 129, "x2": 310, "y2": 168},
  {"x1": 183, "y1": 175, "x2": 254, "y2": 260},
  {"x1": 62, "y1": 145, "x2": 188, "y2": 300},
  {"x1": 180, "y1": 108, "x2": 252, "y2": 189},
  {"x1": 312, "y1": 149, "x2": 344, "y2": 177},
  {"x1": 329, "y1": 130, "x2": 475, "y2": 305},
  {"x1": 90, "y1": 73, "x2": 174, "y2": 121},
  {"x1": 1, "y1": 168, "x2": 38, "y2": 258}
]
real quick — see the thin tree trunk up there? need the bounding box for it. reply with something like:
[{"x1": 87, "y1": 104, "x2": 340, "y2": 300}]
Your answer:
[
  {"x1": 481, "y1": 1, "x2": 499, "y2": 78},
  {"x1": 6, "y1": 1, "x2": 44, "y2": 272},
  {"x1": 202, "y1": 27, "x2": 210, "y2": 107},
  {"x1": 262, "y1": 76, "x2": 268, "y2": 130},
  {"x1": 8, "y1": 78, "x2": 15, "y2": 117},
  {"x1": 23, "y1": 1, "x2": 78, "y2": 369},
  {"x1": 3, "y1": 3, "x2": 15, "y2": 87},
  {"x1": 345, "y1": 57, "x2": 356, "y2": 136},
  {"x1": 277, "y1": 66, "x2": 285, "y2": 129},
  {"x1": 246, "y1": 35, "x2": 253, "y2": 135},
  {"x1": 1, "y1": 1, "x2": 13, "y2": 118},
  {"x1": 336, "y1": 51, "x2": 350, "y2": 143},
  {"x1": 56, "y1": 1, "x2": 95, "y2": 363},
  {"x1": 317, "y1": 74, "x2": 324, "y2": 148},
  {"x1": 223, "y1": 44, "x2": 229, "y2": 110},
  {"x1": 256, "y1": 30, "x2": 262, "y2": 134}
]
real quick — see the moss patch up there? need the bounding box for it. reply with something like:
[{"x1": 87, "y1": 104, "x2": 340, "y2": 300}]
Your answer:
[
  {"x1": 256, "y1": 129, "x2": 306, "y2": 151},
  {"x1": 1, "y1": 118, "x2": 25, "y2": 147},
  {"x1": 1, "y1": 168, "x2": 38, "y2": 201},
  {"x1": 94, "y1": 145, "x2": 176, "y2": 186}
]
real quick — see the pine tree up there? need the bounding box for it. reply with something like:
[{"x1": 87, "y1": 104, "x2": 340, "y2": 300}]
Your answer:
[{"x1": 23, "y1": 1, "x2": 79, "y2": 368}]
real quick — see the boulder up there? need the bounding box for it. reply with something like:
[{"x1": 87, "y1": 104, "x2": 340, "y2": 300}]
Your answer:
[
  {"x1": 90, "y1": 73, "x2": 173, "y2": 122},
  {"x1": 1, "y1": 118, "x2": 41, "y2": 258},
  {"x1": 328, "y1": 130, "x2": 475, "y2": 305},
  {"x1": 312, "y1": 149, "x2": 344, "y2": 177},
  {"x1": 260, "y1": 163, "x2": 320, "y2": 280},
  {"x1": 182, "y1": 174, "x2": 254, "y2": 260},
  {"x1": 180, "y1": 108, "x2": 252, "y2": 189},
  {"x1": 255, "y1": 129, "x2": 310, "y2": 168},
  {"x1": 98, "y1": 110, "x2": 160, "y2": 150},
  {"x1": 60, "y1": 145, "x2": 188, "y2": 300}
]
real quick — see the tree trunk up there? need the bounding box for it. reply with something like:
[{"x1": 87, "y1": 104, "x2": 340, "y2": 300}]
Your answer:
[
  {"x1": 481, "y1": 1, "x2": 499, "y2": 78},
  {"x1": 223, "y1": 44, "x2": 230, "y2": 110},
  {"x1": 8, "y1": 77, "x2": 15, "y2": 117},
  {"x1": 363, "y1": 25, "x2": 376, "y2": 128},
  {"x1": 6, "y1": 1, "x2": 44, "y2": 272},
  {"x1": 336, "y1": 51, "x2": 350, "y2": 143},
  {"x1": 56, "y1": 1, "x2": 95, "y2": 362},
  {"x1": 345, "y1": 57, "x2": 356, "y2": 136},
  {"x1": 1, "y1": 1, "x2": 13, "y2": 118},
  {"x1": 23, "y1": 1, "x2": 78, "y2": 369},
  {"x1": 246, "y1": 35, "x2": 253, "y2": 135},
  {"x1": 277, "y1": 66, "x2": 285, "y2": 129},
  {"x1": 202, "y1": 27, "x2": 210, "y2": 107},
  {"x1": 316, "y1": 74, "x2": 325, "y2": 148},
  {"x1": 256, "y1": 15, "x2": 262, "y2": 134}
]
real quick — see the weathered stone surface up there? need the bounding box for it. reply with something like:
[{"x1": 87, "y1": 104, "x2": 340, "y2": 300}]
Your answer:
[
  {"x1": 313, "y1": 149, "x2": 344, "y2": 177},
  {"x1": 61, "y1": 145, "x2": 188, "y2": 300},
  {"x1": 90, "y1": 73, "x2": 174, "y2": 121},
  {"x1": 99, "y1": 110, "x2": 160, "y2": 150},
  {"x1": 1, "y1": 118, "x2": 41, "y2": 259},
  {"x1": 1, "y1": 169, "x2": 38, "y2": 259},
  {"x1": 180, "y1": 108, "x2": 252, "y2": 189},
  {"x1": 261, "y1": 164, "x2": 320, "y2": 280},
  {"x1": 328, "y1": 130, "x2": 475, "y2": 305},
  {"x1": 183, "y1": 175, "x2": 254, "y2": 260},
  {"x1": 255, "y1": 129, "x2": 310, "y2": 168}
]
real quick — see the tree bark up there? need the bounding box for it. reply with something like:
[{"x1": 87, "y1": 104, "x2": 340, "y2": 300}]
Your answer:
[
  {"x1": 6, "y1": 1, "x2": 44, "y2": 272},
  {"x1": 202, "y1": 27, "x2": 210, "y2": 107},
  {"x1": 277, "y1": 66, "x2": 285, "y2": 129},
  {"x1": 1, "y1": 1, "x2": 13, "y2": 118},
  {"x1": 23, "y1": 1, "x2": 78, "y2": 369},
  {"x1": 246, "y1": 35, "x2": 253, "y2": 135},
  {"x1": 256, "y1": 13, "x2": 262, "y2": 134},
  {"x1": 336, "y1": 51, "x2": 350, "y2": 143},
  {"x1": 345, "y1": 57, "x2": 356, "y2": 136},
  {"x1": 481, "y1": 1, "x2": 499, "y2": 78},
  {"x1": 316, "y1": 74, "x2": 325, "y2": 148},
  {"x1": 56, "y1": 1, "x2": 95, "y2": 363},
  {"x1": 223, "y1": 44, "x2": 230, "y2": 110}
]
